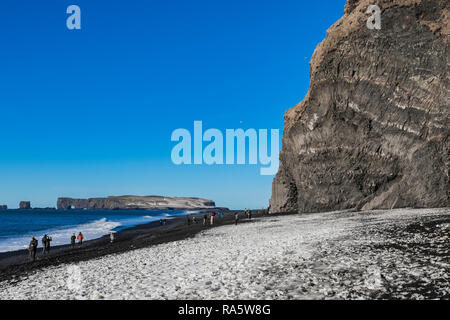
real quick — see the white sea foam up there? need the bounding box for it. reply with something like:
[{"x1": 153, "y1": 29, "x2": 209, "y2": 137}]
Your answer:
[
  {"x1": 143, "y1": 215, "x2": 167, "y2": 219},
  {"x1": 184, "y1": 210, "x2": 201, "y2": 214}
]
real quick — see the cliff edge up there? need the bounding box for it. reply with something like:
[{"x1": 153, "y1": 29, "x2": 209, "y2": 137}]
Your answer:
[{"x1": 270, "y1": 0, "x2": 449, "y2": 213}]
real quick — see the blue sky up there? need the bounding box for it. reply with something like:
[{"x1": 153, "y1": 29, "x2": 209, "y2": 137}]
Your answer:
[{"x1": 0, "y1": 0, "x2": 346, "y2": 209}]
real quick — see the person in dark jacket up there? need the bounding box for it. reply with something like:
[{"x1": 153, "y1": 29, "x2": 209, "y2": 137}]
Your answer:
[
  {"x1": 186, "y1": 215, "x2": 191, "y2": 226},
  {"x1": 42, "y1": 235, "x2": 48, "y2": 254},
  {"x1": 203, "y1": 214, "x2": 208, "y2": 226},
  {"x1": 45, "y1": 235, "x2": 52, "y2": 253},
  {"x1": 234, "y1": 212, "x2": 239, "y2": 226},
  {"x1": 28, "y1": 237, "x2": 38, "y2": 261},
  {"x1": 71, "y1": 233, "x2": 76, "y2": 248}
]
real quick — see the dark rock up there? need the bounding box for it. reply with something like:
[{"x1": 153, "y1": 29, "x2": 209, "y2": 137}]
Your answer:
[
  {"x1": 57, "y1": 195, "x2": 216, "y2": 210},
  {"x1": 270, "y1": 0, "x2": 449, "y2": 213},
  {"x1": 19, "y1": 201, "x2": 31, "y2": 210},
  {"x1": 0, "y1": 205, "x2": 7, "y2": 211}
]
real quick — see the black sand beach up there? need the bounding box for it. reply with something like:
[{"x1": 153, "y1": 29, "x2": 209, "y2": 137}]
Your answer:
[
  {"x1": 1, "y1": 208, "x2": 449, "y2": 299},
  {"x1": 0, "y1": 209, "x2": 269, "y2": 283}
]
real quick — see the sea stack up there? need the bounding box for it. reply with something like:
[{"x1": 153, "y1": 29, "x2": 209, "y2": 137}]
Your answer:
[
  {"x1": 270, "y1": 0, "x2": 449, "y2": 213},
  {"x1": 19, "y1": 201, "x2": 31, "y2": 210}
]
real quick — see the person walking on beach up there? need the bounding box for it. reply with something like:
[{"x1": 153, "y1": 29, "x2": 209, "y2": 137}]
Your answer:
[
  {"x1": 77, "y1": 232, "x2": 84, "y2": 245},
  {"x1": 110, "y1": 232, "x2": 115, "y2": 244},
  {"x1": 247, "y1": 210, "x2": 252, "y2": 220},
  {"x1": 41, "y1": 235, "x2": 47, "y2": 254},
  {"x1": 71, "y1": 233, "x2": 76, "y2": 248},
  {"x1": 203, "y1": 214, "x2": 208, "y2": 226},
  {"x1": 186, "y1": 215, "x2": 191, "y2": 226},
  {"x1": 28, "y1": 236, "x2": 38, "y2": 261},
  {"x1": 210, "y1": 213, "x2": 214, "y2": 226},
  {"x1": 234, "y1": 212, "x2": 239, "y2": 226},
  {"x1": 41, "y1": 234, "x2": 51, "y2": 254},
  {"x1": 44, "y1": 235, "x2": 52, "y2": 254}
]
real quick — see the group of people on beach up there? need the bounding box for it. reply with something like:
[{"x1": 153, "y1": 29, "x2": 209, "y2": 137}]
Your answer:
[
  {"x1": 28, "y1": 232, "x2": 84, "y2": 262},
  {"x1": 184, "y1": 211, "x2": 225, "y2": 227},
  {"x1": 70, "y1": 232, "x2": 84, "y2": 247},
  {"x1": 27, "y1": 209, "x2": 268, "y2": 262},
  {"x1": 185, "y1": 209, "x2": 259, "y2": 228},
  {"x1": 234, "y1": 209, "x2": 252, "y2": 225}
]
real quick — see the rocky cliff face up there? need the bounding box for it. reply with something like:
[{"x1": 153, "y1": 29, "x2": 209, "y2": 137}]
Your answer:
[
  {"x1": 270, "y1": 0, "x2": 449, "y2": 213},
  {"x1": 57, "y1": 196, "x2": 216, "y2": 210}
]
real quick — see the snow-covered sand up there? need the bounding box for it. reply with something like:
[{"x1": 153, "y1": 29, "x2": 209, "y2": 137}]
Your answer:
[{"x1": 1, "y1": 208, "x2": 449, "y2": 300}]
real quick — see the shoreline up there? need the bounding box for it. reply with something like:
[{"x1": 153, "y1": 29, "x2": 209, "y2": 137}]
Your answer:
[
  {"x1": 0, "y1": 207, "x2": 229, "y2": 255},
  {"x1": 0, "y1": 209, "x2": 269, "y2": 283}
]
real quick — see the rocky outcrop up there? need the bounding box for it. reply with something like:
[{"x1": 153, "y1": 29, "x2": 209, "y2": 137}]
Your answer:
[
  {"x1": 19, "y1": 202, "x2": 31, "y2": 210},
  {"x1": 57, "y1": 196, "x2": 216, "y2": 210},
  {"x1": 270, "y1": 0, "x2": 449, "y2": 213},
  {"x1": 0, "y1": 205, "x2": 7, "y2": 211}
]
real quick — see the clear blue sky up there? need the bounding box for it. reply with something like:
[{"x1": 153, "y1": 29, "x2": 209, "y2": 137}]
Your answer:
[{"x1": 0, "y1": 0, "x2": 346, "y2": 209}]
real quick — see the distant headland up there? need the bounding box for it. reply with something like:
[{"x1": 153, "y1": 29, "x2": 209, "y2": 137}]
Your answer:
[
  {"x1": 57, "y1": 195, "x2": 217, "y2": 210},
  {"x1": 1, "y1": 196, "x2": 218, "y2": 211}
]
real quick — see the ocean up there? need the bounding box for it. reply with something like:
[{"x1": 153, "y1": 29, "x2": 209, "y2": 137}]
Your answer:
[{"x1": 0, "y1": 209, "x2": 194, "y2": 253}]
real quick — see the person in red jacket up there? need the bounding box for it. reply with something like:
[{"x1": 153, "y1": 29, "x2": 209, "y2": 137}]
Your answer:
[{"x1": 77, "y1": 232, "x2": 84, "y2": 245}]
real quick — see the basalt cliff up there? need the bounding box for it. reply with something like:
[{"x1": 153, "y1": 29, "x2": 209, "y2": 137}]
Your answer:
[
  {"x1": 57, "y1": 196, "x2": 216, "y2": 210},
  {"x1": 270, "y1": 0, "x2": 449, "y2": 213}
]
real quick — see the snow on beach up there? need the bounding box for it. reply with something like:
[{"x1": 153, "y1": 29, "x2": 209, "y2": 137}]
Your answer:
[{"x1": 0, "y1": 208, "x2": 449, "y2": 300}]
